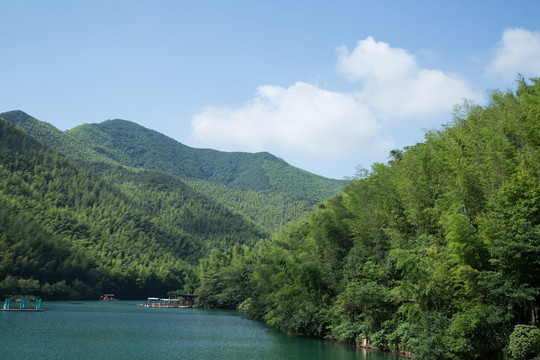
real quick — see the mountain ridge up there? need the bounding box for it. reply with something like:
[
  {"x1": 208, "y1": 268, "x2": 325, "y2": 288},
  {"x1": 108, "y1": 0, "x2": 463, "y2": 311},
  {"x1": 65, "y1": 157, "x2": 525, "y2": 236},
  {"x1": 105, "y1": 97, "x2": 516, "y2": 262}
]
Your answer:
[{"x1": 1, "y1": 110, "x2": 345, "y2": 230}]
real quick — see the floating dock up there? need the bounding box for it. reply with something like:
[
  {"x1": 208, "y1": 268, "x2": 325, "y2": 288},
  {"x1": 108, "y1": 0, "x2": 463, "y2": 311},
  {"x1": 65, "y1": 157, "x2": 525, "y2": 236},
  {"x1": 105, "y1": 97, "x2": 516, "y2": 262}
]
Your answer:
[
  {"x1": 141, "y1": 294, "x2": 197, "y2": 308},
  {"x1": 2, "y1": 297, "x2": 44, "y2": 311},
  {"x1": 141, "y1": 297, "x2": 183, "y2": 308}
]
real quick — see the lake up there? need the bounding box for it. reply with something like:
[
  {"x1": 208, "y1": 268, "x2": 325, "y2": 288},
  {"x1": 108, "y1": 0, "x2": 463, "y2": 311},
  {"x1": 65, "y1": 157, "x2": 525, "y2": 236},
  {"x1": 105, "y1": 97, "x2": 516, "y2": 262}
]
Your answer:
[{"x1": 0, "y1": 301, "x2": 404, "y2": 359}]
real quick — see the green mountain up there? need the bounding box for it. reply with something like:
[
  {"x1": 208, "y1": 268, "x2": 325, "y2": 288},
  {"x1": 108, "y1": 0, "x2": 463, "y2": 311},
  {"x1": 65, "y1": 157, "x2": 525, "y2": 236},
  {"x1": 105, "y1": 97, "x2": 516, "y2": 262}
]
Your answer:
[
  {"x1": 0, "y1": 118, "x2": 267, "y2": 299},
  {"x1": 0, "y1": 111, "x2": 345, "y2": 230}
]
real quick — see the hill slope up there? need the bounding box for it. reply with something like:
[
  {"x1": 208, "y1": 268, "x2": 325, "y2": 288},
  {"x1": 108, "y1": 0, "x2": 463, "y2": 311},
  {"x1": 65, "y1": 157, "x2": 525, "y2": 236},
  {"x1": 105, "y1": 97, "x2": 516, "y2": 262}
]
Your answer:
[
  {"x1": 0, "y1": 111, "x2": 345, "y2": 230},
  {"x1": 0, "y1": 118, "x2": 266, "y2": 299}
]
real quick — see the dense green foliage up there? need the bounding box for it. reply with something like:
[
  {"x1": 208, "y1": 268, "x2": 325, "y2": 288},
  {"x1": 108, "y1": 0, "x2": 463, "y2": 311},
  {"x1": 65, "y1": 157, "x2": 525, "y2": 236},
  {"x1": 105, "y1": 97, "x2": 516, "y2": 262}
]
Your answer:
[
  {"x1": 193, "y1": 79, "x2": 540, "y2": 359},
  {"x1": 185, "y1": 179, "x2": 317, "y2": 230},
  {"x1": 0, "y1": 119, "x2": 265, "y2": 299},
  {"x1": 506, "y1": 325, "x2": 540, "y2": 360},
  {"x1": 86, "y1": 162, "x2": 269, "y2": 250},
  {"x1": 0, "y1": 111, "x2": 345, "y2": 231}
]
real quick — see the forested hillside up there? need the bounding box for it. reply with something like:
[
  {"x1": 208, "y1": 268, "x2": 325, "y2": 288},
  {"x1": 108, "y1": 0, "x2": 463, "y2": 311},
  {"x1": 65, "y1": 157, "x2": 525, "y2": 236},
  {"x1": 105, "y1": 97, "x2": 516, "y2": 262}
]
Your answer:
[
  {"x1": 85, "y1": 161, "x2": 269, "y2": 249},
  {"x1": 0, "y1": 119, "x2": 266, "y2": 299},
  {"x1": 193, "y1": 79, "x2": 540, "y2": 359},
  {"x1": 0, "y1": 111, "x2": 345, "y2": 231}
]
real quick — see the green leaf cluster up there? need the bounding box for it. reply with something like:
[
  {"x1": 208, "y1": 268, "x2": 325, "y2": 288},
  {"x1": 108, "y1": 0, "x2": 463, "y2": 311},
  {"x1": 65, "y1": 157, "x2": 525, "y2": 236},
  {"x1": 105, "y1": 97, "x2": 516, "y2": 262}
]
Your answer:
[{"x1": 507, "y1": 325, "x2": 540, "y2": 360}]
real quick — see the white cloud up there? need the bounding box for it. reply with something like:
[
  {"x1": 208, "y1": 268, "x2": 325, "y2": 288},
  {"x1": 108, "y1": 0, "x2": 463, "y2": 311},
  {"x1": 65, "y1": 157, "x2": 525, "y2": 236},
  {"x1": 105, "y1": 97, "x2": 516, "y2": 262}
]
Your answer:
[
  {"x1": 336, "y1": 36, "x2": 482, "y2": 119},
  {"x1": 485, "y1": 28, "x2": 540, "y2": 82},
  {"x1": 189, "y1": 36, "x2": 482, "y2": 177},
  {"x1": 337, "y1": 37, "x2": 417, "y2": 82},
  {"x1": 190, "y1": 81, "x2": 392, "y2": 158}
]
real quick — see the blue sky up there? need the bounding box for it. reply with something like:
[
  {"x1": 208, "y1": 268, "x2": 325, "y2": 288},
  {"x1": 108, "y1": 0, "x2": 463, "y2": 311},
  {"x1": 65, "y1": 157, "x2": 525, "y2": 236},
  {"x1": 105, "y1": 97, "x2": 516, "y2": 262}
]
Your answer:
[{"x1": 2, "y1": 1, "x2": 540, "y2": 179}]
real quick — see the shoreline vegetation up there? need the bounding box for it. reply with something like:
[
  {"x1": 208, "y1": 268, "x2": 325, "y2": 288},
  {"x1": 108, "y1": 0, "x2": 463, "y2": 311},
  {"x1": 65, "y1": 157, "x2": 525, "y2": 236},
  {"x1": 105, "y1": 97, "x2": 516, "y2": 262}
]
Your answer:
[
  {"x1": 191, "y1": 78, "x2": 540, "y2": 359},
  {"x1": 0, "y1": 78, "x2": 539, "y2": 359}
]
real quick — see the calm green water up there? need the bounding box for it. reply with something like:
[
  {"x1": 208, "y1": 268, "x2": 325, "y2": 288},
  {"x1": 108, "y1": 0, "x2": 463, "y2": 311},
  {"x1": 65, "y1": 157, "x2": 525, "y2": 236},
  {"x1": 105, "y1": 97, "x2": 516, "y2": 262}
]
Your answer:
[{"x1": 0, "y1": 301, "x2": 404, "y2": 359}]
